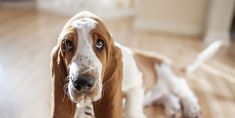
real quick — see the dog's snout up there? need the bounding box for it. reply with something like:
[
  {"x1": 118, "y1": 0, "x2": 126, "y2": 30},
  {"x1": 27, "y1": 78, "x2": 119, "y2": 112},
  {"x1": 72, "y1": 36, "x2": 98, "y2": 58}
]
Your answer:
[{"x1": 73, "y1": 76, "x2": 95, "y2": 91}]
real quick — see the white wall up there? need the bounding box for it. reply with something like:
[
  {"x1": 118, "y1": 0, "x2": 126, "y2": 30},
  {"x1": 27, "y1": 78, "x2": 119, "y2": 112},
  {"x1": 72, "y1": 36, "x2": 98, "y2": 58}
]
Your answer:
[
  {"x1": 204, "y1": 0, "x2": 235, "y2": 44},
  {"x1": 36, "y1": 0, "x2": 135, "y2": 19},
  {"x1": 133, "y1": 0, "x2": 208, "y2": 37}
]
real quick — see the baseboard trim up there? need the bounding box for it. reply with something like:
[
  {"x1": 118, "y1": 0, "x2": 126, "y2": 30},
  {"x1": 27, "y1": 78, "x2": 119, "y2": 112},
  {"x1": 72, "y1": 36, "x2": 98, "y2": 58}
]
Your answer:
[{"x1": 204, "y1": 30, "x2": 230, "y2": 46}]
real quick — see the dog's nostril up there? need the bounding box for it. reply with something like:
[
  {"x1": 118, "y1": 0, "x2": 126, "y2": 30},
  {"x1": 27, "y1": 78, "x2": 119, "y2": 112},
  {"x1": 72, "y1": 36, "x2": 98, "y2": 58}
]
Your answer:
[
  {"x1": 73, "y1": 76, "x2": 95, "y2": 91},
  {"x1": 73, "y1": 82, "x2": 82, "y2": 91},
  {"x1": 86, "y1": 78, "x2": 95, "y2": 88},
  {"x1": 86, "y1": 83, "x2": 93, "y2": 88}
]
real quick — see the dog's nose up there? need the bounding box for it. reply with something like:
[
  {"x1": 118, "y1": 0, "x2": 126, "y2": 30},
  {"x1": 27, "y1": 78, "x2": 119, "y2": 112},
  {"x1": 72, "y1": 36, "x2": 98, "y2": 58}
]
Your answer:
[{"x1": 73, "y1": 76, "x2": 95, "y2": 91}]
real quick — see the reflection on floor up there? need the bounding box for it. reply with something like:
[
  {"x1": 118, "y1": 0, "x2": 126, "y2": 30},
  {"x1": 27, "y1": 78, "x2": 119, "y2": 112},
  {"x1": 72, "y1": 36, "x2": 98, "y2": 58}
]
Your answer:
[{"x1": 0, "y1": 8, "x2": 235, "y2": 118}]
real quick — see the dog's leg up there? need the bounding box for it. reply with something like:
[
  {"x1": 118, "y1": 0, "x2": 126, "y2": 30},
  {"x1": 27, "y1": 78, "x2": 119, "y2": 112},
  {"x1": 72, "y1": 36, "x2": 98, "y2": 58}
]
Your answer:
[
  {"x1": 171, "y1": 79, "x2": 201, "y2": 118},
  {"x1": 145, "y1": 82, "x2": 181, "y2": 118},
  {"x1": 156, "y1": 63, "x2": 201, "y2": 118},
  {"x1": 124, "y1": 87, "x2": 146, "y2": 118}
]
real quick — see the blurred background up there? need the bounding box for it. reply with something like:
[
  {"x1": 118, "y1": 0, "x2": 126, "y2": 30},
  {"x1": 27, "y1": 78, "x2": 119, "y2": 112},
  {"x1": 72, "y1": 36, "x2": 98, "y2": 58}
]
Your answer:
[{"x1": 0, "y1": 0, "x2": 235, "y2": 118}]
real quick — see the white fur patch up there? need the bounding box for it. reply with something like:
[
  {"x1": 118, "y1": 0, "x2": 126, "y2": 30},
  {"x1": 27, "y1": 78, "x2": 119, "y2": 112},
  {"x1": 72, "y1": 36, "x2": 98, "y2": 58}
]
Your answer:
[
  {"x1": 115, "y1": 42, "x2": 143, "y2": 92},
  {"x1": 156, "y1": 63, "x2": 195, "y2": 98},
  {"x1": 115, "y1": 42, "x2": 146, "y2": 118},
  {"x1": 68, "y1": 18, "x2": 103, "y2": 104}
]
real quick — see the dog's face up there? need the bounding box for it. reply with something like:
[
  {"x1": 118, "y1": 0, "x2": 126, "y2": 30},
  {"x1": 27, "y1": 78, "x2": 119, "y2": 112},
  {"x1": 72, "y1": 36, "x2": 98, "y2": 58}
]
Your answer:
[{"x1": 59, "y1": 12, "x2": 112, "y2": 104}]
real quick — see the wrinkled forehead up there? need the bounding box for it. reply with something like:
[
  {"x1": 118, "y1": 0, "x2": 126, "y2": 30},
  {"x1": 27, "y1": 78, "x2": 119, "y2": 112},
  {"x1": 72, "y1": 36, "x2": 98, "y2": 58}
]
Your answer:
[
  {"x1": 71, "y1": 18, "x2": 97, "y2": 33},
  {"x1": 59, "y1": 12, "x2": 110, "y2": 41},
  {"x1": 59, "y1": 18, "x2": 96, "y2": 39}
]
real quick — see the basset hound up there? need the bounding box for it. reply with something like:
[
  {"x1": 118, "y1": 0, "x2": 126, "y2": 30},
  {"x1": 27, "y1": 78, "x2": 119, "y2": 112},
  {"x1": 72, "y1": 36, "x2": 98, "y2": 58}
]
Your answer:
[{"x1": 50, "y1": 11, "x2": 222, "y2": 118}]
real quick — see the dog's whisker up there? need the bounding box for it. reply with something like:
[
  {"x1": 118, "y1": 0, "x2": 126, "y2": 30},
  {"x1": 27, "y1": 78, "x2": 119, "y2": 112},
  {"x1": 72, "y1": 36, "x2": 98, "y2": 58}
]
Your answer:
[
  {"x1": 101, "y1": 81, "x2": 105, "y2": 98},
  {"x1": 63, "y1": 83, "x2": 69, "y2": 96},
  {"x1": 65, "y1": 75, "x2": 72, "y2": 81},
  {"x1": 96, "y1": 79, "x2": 104, "y2": 98}
]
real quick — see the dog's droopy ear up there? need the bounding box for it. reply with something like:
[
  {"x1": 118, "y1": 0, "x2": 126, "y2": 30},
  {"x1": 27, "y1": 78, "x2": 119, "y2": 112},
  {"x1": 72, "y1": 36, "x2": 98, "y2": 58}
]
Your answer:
[
  {"x1": 50, "y1": 45, "x2": 76, "y2": 118},
  {"x1": 93, "y1": 44, "x2": 123, "y2": 118}
]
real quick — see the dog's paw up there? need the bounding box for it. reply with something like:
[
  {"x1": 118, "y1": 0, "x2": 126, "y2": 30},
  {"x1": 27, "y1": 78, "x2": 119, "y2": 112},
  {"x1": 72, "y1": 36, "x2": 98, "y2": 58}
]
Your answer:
[
  {"x1": 165, "y1": 105, "x2": 181, "y2": 118},
  {"x1": 164, "y1": 95, "x2": 182, "y2": 118},
  {"x1": 181, "y1": 97, "x2": 201, "y2": 118}
]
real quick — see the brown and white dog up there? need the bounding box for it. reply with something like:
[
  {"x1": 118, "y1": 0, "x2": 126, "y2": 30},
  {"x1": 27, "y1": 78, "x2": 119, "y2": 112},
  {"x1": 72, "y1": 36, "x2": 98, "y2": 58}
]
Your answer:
[{"x1": 50, "y1": 11, "x2": 222, "y2": 118}]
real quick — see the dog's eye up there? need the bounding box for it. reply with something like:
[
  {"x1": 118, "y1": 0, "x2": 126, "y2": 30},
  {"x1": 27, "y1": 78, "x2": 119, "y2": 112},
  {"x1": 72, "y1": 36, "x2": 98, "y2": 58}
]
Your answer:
[
  {"x1": 96, "y1": 38, "x2": 104, "y2": 50},
  {"x1": 65, "y1": 40, "x2": 73, "y2": 52}
]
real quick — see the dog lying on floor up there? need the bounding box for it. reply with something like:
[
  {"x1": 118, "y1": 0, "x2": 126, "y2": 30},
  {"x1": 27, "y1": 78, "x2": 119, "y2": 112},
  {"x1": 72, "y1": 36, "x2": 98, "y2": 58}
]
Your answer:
[{"x1": 50, "y1": 11, "x2": 222, "y2": 118}]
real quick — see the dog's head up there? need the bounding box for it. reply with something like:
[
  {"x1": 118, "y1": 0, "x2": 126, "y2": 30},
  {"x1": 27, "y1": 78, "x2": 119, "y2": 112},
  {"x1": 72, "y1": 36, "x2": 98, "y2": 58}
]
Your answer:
[{"x1": 51, "y1": 11, "x2": 115, "y2": 104}]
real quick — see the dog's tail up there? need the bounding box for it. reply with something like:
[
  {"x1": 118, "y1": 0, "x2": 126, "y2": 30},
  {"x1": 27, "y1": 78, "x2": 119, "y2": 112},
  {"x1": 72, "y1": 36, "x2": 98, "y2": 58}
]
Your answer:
[{"x1": 184, "y1": 40, "x2": 224, "y2": 74}]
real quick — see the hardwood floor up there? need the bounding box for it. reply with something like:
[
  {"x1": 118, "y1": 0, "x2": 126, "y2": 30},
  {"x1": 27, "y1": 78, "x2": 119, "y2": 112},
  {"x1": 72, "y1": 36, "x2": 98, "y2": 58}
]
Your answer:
[{"x1": 0, "y1": 8, "x2": 235, "y2": 118}]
